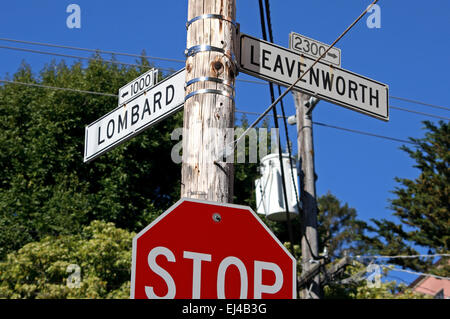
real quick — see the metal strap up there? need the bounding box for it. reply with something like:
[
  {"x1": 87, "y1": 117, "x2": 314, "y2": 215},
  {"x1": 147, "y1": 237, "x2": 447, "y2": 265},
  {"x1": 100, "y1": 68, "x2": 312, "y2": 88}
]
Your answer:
[
  {"x1": 185, "y1": 45, "x2": 228, "y2": 58},
  {"x1": 186, "y1": 14, "x2": 237, "y2": 29},
  {"x1": 185, "y1": 76, "x2": 234, "y2": 90},
  {"x1": 185, "y1": 45, "x2": 237, "y2": 68},
  {"x1": 184, "y1": 88, "x2": 235, "y2": 103}
]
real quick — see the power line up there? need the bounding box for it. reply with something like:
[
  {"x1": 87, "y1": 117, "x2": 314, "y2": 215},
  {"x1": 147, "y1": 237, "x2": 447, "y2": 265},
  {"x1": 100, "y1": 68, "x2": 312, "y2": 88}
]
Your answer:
[
  {"x1": 0, "y1": 36, "x2": 269, "y2": 87},
  {"x1": 263, "y1": 0, "x2": 302, "y2": 215},
  {"x1": 0, "y1": 45, "x2": 145, "y2": 68},
  {"x1": 0, "y1": 79, "x2": 117, "y2": 97},
  {"x1": 0, "y1": 79, "x2": 431, "y2": 145},
  {"x1": 236, "y1": 109, "x2": 286, "y2": 119},
  {"x1": 235, "y1": 101, "x2": 448, "y2": 122},
  {"x1": 2, "y1": 38, "x2": 448, "y2": 114},
  {"x1": 0, "y1": 45, "x2": 176, "y2": 73},
  {"x1": 231, "y1": 0, "x2": 380, "y2": 150},
  {"x1": 262, "y1": 0, "x2": 317, "y2": 263},
  {"x1": 258, "y1": 0, "x2": 295, "y2": 252},
  {"x1": 355, "y1": 253, "x2": 450, "y2": 260},
  {"x1": 0, "y1": 37, "x2": 185, "y2": 63},
  {"x1": 235, "y1": 109, "x2": 415, "y2": 145},
  {"x1": 237, "y1": 79, "x2": 450, "y2": 113},
  {"x1": 390, "y1": 95, "x2": 450, "y2": 112},
  {"x1": 382, "y1": 265, "x2": 450, "y2": 281},
  {"x1": 237, "y1": 78, "x2": 269, "y2": 85},
  {"x1": 236, "y1": 78, "x2": 450, "y2": 112},
  {"x1": 390, "y1": 105, "x2": 449, "y2": 121},
  {"x1": 2, "y1": 38, "x2": 449, "y2": 119},
  {"x1": 312, "y1": 121, "x2": 417, "y2": 145}
]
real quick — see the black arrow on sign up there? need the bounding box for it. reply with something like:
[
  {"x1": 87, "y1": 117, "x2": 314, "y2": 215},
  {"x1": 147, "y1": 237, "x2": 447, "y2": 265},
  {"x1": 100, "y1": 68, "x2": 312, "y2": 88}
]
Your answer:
[
  {"x1": 327, "y1": 52, "x2": 338, "y2": 59},
  {"x1": 121, "y1": 91, "x2": 129, "y2": 98}
]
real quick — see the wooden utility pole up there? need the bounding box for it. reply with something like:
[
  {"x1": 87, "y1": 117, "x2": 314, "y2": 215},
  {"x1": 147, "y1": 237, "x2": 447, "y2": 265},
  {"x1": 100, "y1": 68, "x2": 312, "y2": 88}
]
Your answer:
[
  {"x1": 181, "y1": 0, "x2": 237, "y2": 203},
  {"x1": 293, "y1": 91, "x2": 321, "y2": 299}
]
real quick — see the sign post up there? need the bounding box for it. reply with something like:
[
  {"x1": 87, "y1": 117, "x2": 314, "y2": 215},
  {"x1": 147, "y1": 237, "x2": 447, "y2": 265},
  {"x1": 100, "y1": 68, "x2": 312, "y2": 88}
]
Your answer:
[
  {"x1": 131, "y1": 198, "x2": 297, "y2": 299},
  {"x1": 181, "y1": 0, "x2": 237, "y2": 203}
]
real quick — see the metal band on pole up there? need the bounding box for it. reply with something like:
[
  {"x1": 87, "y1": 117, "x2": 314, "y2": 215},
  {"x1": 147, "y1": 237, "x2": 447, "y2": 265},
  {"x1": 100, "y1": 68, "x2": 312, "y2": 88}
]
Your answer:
[
  {"x1": 185, "y1": 45, "x2": 236, "y2": 63},
  {"x1": 186, "y1": 14, "x2": 237, "y2": 29},
  {"x1": 184, "y1": 88, "x2": 235, "y2": 103},
  {"x1": 185, "y1": 45, "x2": 238, "y2": 73},
  {"x1": 185, "y1": 76, "x2": 235, "y2": 90}
]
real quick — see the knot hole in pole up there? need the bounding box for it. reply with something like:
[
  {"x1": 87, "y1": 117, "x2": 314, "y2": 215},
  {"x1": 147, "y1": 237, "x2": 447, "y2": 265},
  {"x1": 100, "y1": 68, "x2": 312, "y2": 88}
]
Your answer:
[{"x1": 211, "y1": 59, "x2": 224, "y2": 76}]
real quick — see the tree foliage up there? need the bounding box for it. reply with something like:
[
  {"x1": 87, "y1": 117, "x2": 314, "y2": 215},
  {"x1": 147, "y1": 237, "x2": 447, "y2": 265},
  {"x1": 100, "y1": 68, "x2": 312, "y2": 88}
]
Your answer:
[
  {"x1": 1, "y1": 56, "x2": 447, "y2": 299},
  {"x1": 0, "y1": 220, "x2": 133, "y2": 299},
  {"x1": 362, "y1": 121, "x2": 449, "y2": 275},
  {"x1": 0, "y1": 58, "x2": 183, "y2": 260},
  {"x1": 323, "y1": 261, "x2": 430, "y2": 299},
  {"x1": 317, "y1": 192, "x2": 369, "y2": 259}
]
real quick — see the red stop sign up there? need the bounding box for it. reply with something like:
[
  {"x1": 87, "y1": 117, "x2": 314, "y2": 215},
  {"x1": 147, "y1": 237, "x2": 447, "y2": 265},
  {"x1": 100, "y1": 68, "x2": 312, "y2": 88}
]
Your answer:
[{"x1": 130, "y1": 198, "x2": 297, "y2": 299}]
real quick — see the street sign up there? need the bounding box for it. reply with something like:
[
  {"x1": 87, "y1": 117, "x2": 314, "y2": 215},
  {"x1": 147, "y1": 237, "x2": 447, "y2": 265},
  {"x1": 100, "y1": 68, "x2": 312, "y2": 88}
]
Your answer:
[
  {"x1": 84, "y1": 68, "x2": 186, "y2": 163},
  {"x1": 239, "y1": 33, "x2": 389, "y2": 121},
  {"x1": 130, "y1": 198, "x2": 297, "y2": 299},
  {"x1": 289, "y1": 31, "x2": 341, "y2": 67},
  {"x1": 118, "y1": 68, "x2": 159, "y2": 106}
]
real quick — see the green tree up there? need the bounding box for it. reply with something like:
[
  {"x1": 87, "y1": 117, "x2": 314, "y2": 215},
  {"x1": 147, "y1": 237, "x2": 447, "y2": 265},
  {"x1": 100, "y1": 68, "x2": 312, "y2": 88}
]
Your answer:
[
  {"x1": 0, "y1": 220, "x2": 133, "y2": 299},
  {"x1": 233, "y1": 114, "x2": 270, "y2": 209},
  {"x1": 317, "y1": 192, "x2": 369, "y2": 259},
  {"x1": 0, "y1": 57, "x2": 183, "y2": 259},
  {"x1": 0, "y1": 58, "x2": 283, "y2": 261},
  {"x1": 323, "y1": 261, "x2": 430, "y2": 299},
  {"x1": 363, "y1": 121, "x2": 449, "y2": 275}
]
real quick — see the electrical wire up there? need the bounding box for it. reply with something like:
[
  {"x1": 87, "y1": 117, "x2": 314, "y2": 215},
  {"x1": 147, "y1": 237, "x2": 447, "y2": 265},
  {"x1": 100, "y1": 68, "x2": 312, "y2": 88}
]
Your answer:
[
  {"x1": 349, "y1": 254, "x2": 450, "y2": 285},
  {"x1": 236, "y1": 109, "x2": 286, "y2": 119},
  {"x1": 235, "y1": 109, "x2": 416, "y2": 145},
  {"x1": 0, "y1": 37, "x2": 185, "y2": 63},
  {"x1": 382, "y1": 265, "x2": 450, "y2": 281},
  {"x1": 2, "y1": 37, "x2": 449, "y2": 114},
  {"x1": 355, "y1": 253, "x2": 450, "y2": 260},
  {"x1": 0, "y1": 79, "x2": 117, "y2": 97},
  {"x1": 0, "y1": 45, "x2": 177, "y2": 73},
  {"x1": 238, "y1": 81, "x2": 450, "y2": 114},
  {"x1": 258, "y1": 0, "x2": 295, "y2": 252},
  {"x1": 263, "y1": 0, "x2": 302, "y2": 215},
  {"x1": 230, "y1": 0, "x2": 380, "y2": 152},
  {"x1": 264, "y1": 0, "x2": 327, "y2": 265},
  {"x1": 0, "y1": 45, "x2": 145, "y2": 68},
  {"x1": 0, "y1": 79, "x2": 422, "y2": 146},
  {"x1": 390, "y1": 105, "x2": 449, "y2": 121},
  {"x1": 312, "y1": 121, "x2": 416, "y2": 145},
  {"x1": 390, "y1": 96, "x2": 450, "y2": 112},
  {"x1": 2, "y1": 38, "x2": 449, "y2": 117}
]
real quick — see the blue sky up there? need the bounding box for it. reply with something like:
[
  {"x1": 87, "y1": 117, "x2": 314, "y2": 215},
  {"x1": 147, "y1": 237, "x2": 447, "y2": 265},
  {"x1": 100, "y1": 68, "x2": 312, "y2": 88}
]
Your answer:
[{"x1": 1, "y1": 1, "x2": 449, "y2": 287}]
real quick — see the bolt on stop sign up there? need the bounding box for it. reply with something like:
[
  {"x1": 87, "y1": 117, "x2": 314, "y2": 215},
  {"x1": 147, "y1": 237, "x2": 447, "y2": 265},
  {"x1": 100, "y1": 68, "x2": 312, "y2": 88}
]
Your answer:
[{"x1": 130, "y1": 198, "x2": 297, "y2": 299}]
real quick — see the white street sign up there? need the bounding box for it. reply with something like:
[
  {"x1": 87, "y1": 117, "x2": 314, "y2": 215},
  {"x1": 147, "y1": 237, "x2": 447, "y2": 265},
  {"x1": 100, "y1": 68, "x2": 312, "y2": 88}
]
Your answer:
[
  {"x1": 84, "y1": 68, "x2": 186, "y2": 163},
  {"x1": 239, "y1": 33, "x2": 389, "y2": 121},
  {"x1": 289, "y1": 32, "x2": 341, "y2": 67},
  {"x1": 118, "y1": 68, "x2": 159, "y2": 106}
]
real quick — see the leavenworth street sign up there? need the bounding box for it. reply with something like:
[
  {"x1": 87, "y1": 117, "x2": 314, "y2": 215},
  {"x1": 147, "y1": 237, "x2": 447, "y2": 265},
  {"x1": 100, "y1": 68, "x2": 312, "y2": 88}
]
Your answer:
[
  {"x1": 84, "y1": 68, "x2": 186, "y2": 162},
  {"x1": 239, "y1": 33, "x2": 389, "y2": 121}
]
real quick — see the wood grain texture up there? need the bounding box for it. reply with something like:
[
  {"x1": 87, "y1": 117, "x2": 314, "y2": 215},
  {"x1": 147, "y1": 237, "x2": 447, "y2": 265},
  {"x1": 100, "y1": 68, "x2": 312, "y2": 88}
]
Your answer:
[
  {"x1": 181, "y1": 0, "x2": 236, "y2": 203},
  {"x1": 294, "y1": 91, "x2": 320, "y2": 299}
]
